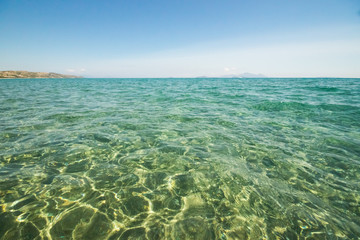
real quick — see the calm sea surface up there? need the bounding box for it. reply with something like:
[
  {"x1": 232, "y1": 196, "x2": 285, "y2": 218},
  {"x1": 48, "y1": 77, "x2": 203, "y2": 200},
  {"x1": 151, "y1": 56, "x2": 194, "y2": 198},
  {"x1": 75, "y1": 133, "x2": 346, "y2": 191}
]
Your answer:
[{"x1": 0, "y1": 78, "x2": 360, "y2": 239}]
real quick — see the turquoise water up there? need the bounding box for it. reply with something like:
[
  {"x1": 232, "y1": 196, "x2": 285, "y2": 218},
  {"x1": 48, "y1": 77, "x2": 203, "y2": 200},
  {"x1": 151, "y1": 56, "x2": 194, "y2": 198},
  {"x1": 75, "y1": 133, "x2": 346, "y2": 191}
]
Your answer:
[{"x1": 0, "y1": 78, "x2": 360, "y2": 239}]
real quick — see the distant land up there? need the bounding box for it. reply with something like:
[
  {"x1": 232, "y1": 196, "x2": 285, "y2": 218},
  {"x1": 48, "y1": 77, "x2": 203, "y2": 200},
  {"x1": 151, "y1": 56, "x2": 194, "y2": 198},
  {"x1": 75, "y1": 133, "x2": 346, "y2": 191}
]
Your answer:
[
  {"x1": 197, "y1": 73, "x2": 267, "y2": 78},
  {"x1": 0, "y1": 71, "x2": 82, "y2": 79}
]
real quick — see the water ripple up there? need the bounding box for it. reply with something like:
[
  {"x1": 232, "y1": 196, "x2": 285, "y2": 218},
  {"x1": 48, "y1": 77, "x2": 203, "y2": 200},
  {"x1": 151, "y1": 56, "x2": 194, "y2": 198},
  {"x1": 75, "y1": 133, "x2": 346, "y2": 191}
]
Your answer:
[{"x1": 0, "y1": 78, "x2": 360, "y2": 239}]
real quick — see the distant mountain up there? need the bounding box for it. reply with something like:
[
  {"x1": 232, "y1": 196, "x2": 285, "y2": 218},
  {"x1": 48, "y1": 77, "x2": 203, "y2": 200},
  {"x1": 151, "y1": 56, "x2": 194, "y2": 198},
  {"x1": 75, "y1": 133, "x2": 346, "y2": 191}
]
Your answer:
[
  {"x1": 196, "y1": 73, "x2": 267, "y2": 78},
  {"x1": 0, "y1": 71, "x2": 82, "y2": 79}
]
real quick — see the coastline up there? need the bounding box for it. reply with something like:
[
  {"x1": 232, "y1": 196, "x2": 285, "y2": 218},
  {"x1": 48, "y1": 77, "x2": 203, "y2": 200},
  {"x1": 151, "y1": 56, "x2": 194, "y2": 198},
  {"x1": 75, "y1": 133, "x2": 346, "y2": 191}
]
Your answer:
[{"x1": 0, "y1": 70, "x2": 82, "y2": 79}]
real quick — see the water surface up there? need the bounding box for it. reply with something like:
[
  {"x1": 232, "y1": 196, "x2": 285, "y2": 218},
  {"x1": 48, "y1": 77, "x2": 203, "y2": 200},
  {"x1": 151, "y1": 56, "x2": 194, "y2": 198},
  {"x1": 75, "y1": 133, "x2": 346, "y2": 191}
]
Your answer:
[{"x1": 0, "y1": 78, "x2": 360, "y2": 239}]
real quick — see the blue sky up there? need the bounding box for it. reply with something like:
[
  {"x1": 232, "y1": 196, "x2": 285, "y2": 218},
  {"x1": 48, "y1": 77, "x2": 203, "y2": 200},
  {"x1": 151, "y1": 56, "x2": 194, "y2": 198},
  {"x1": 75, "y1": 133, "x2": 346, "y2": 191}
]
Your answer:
[{"x1": 0, "y1": 0, "x2": 359, "y2": 77}]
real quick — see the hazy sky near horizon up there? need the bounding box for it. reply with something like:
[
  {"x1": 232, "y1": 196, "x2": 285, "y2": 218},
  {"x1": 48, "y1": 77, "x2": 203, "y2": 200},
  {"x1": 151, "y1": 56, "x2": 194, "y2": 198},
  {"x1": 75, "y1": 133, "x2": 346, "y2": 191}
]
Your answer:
[{"x1": 1, "y1": 0, "x2": 360, "y2": 77}]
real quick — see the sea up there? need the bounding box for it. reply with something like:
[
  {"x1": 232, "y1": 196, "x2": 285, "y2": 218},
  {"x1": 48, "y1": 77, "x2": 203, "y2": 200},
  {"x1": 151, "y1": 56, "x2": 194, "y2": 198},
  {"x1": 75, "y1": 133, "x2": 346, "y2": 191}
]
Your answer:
[{"x1": 0, "y1": 78, "x2": 359, "y2": 239}]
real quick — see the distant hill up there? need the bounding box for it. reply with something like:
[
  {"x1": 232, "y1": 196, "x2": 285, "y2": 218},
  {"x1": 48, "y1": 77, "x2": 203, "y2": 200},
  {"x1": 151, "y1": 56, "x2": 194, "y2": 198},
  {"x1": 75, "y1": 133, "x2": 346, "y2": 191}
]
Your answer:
[
  {"x1": 196, "y1": 72, "x2": 267, "y2": 78},
  {"x1": 0, "y1": 71, "x2": 82, "y2": 79}
]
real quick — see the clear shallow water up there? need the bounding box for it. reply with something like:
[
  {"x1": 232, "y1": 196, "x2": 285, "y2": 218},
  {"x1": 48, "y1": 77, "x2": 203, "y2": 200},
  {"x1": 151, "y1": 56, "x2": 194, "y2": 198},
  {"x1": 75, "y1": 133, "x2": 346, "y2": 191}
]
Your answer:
[{"x1": 0, "y1": 78, "x2": 360, "y2": 239}]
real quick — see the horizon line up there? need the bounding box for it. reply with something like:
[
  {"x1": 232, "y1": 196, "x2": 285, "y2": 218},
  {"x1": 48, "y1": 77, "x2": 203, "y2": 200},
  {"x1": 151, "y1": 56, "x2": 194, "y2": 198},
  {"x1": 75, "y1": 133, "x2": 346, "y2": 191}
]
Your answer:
[{"x1": 2, "y1": 77, "x2": 360, "y2": 79}]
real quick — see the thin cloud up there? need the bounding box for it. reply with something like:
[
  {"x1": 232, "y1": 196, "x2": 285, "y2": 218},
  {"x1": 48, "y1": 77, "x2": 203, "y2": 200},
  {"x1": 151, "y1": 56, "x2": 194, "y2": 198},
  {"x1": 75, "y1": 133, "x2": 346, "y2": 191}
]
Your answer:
[
  {"x1": 66, "y1": 68, "x2": 86, "y2": 73},
  {"x1": 224, "y1": 67, "x2": 236, "y2": 72}
]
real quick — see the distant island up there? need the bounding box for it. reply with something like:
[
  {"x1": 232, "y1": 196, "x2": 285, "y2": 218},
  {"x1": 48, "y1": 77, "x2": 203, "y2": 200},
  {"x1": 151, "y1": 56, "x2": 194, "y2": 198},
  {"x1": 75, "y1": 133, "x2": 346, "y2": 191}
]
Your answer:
[
  {"x1": 196, "y1": 72, "x2": 267, "y2": 78},
  {"x1": 0, "y1": 71, "x2": 82, "y2": 79}
]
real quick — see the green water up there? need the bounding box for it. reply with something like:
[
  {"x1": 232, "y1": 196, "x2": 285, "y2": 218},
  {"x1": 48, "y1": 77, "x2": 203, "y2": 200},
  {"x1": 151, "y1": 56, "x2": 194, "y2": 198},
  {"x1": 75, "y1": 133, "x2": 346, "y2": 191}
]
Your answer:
[{"x1": 0, "y1": 78, "x2": 359, "y2": 239}]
